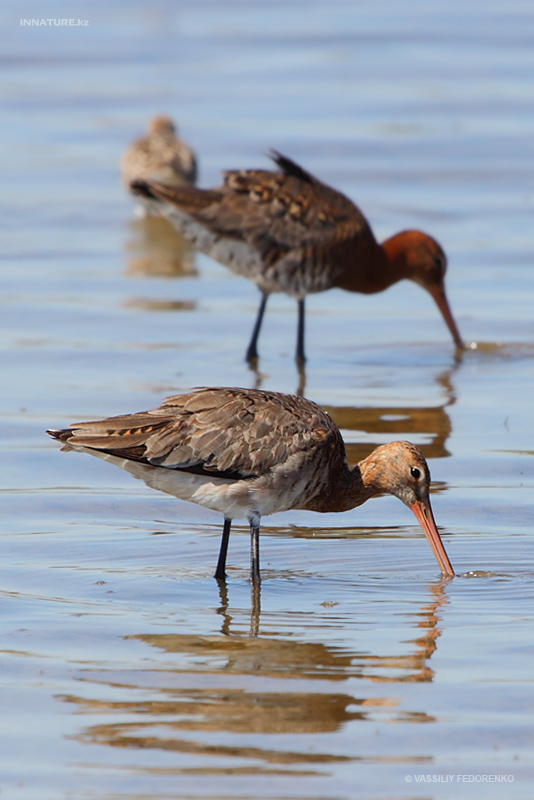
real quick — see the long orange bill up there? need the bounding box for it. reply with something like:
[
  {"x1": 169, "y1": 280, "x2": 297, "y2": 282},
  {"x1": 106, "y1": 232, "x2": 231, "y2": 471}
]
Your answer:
[
  {"x1": 410, "y1": 498, "x2": 455, "y2": 576},
  {"x1": 429, "y1": 285, "x2": 464, "y2": 350}
]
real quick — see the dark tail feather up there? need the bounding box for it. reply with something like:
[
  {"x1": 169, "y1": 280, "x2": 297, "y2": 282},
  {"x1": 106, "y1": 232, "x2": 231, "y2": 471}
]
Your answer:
[
  {"x1": 130, "y1": 179, "x2": 158, "y2": 199},
  {"x1": 130, "y1": 179, "x2": 222, "y2": 210},
  {"x1": 269, "y1": 150, "x2": 317, "y2": 184},
  {"x1": 47, "y1": 428, "x2": 72, "y2": 444}
]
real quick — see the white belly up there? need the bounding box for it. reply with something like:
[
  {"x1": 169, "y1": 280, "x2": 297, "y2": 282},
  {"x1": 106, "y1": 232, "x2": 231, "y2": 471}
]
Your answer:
[
  {"x1": 66, "y1": 445, "x2": 316, "y2": 523},
  {"x1": 150, "y1": 201, "x2": 264, "y2": 281},
  {"x1": 70, "y1": 446, "x2": 269, "y2": 521}
]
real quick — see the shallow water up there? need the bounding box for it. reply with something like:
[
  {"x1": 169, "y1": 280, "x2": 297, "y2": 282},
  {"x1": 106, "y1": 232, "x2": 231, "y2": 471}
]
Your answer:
[{"x1": 1, "y1": 1, "x2": 534, "y2": 798}]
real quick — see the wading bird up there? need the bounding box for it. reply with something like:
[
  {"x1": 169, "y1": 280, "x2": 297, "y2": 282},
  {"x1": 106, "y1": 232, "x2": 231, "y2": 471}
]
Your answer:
[
  {"x1": 47, "y1": 387, "x2": 455, "y2": 587},
  {"x1": 121, "y1": 114, "x2": 197, "y2": 215},
  {"x1": 131, "y1": 152, "x2": 463, "y2": 362}
]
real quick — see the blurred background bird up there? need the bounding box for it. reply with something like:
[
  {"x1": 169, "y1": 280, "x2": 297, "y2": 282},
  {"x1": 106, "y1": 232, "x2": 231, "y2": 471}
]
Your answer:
[{"x1": 121, "y1": 114, "x2": 197, "y2": 217}]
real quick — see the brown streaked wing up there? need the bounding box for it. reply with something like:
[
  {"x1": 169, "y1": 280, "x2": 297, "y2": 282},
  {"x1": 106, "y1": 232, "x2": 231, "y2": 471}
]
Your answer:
[
  {"x1": 63, "y1": 388, "x2": 345, "y2": 480},
  {"x1": 134, "y1": 180, "x2": 224, "y2": 213},
  {"x1": 152, "y1": 388, "x2": 344, "y2": 477},
  {"x1": 199, "y1": 167, "x2": 371, "y2": 253},
  {"x1": 56, "y1": 409, "x2": 179, "y2": 464}
]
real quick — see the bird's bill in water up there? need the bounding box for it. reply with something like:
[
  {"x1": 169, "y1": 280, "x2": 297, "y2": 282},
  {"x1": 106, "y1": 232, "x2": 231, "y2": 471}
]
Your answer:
[
  {"x1": 428, "y1": 285, "x2": 464, "y2": 350},
  {"x1": 409, "y1": 498, "x2": 455, "y2": 576}
]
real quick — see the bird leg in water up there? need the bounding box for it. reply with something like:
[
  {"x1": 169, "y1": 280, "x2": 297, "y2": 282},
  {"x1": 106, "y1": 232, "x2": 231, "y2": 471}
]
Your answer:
[
  {"x1": 215, "y1": 517, "x2": 232, "y2": 580},
  {"x1": 246, "y1": 292, "x2": 268, "y2": 362},
  {"x1": 249, "y1": 515, "x2": 261, "y2": 587},
  {"x1": 296, "y1": 297, "x2": 306, "y2": 364},
  {"x1": 250, "y1": 583, "x2": 261, "y2": 636}
]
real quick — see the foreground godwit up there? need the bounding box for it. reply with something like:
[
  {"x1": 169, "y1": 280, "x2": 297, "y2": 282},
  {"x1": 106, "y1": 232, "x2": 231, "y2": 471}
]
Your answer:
[
  {"x1": 131, "y1": 152, "x2": 463, "y2": 362},
  {"x1": 121, "y1": 115, "x2": 197, "y2": 215},
  {"x1": 47, "y1": 387, "x2": 455, "y2": 586}
]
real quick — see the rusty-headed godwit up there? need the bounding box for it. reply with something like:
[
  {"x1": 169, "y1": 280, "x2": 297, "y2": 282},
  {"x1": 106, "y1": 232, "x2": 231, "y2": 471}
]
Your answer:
[
  {"x1": 131, "y1": 151, "x2": 463, "y2": 361},
  {"x1": 47, "y1": 387, "x2": 455, "y2": 587}
]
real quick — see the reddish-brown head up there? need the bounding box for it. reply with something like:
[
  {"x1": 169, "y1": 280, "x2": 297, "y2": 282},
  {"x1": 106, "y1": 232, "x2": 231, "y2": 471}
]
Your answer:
[
  {"x1": 383, "y1": 231, "x2": 464, "y2": 349},
  {"x1": 358, "y1": 441, "x2": 455, "y2": 576}
]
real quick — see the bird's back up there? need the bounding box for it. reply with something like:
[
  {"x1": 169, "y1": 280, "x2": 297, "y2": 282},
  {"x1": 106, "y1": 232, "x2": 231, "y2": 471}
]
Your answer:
[
  {"x1": 48, "y1": 388, "x2": 349, "y2": 517},
  {"x1": 132, "y1": 153, "x2": 376, "y2": 296}
]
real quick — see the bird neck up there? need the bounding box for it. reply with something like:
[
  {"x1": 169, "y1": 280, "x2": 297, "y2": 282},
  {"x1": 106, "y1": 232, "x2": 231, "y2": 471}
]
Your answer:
[
  {"x1": 344, "y1": 448, "x2": 404, "y2": 510},
  {"x1": 378, "y1": 232, "x2": 418, "y2": 284},
  {"x1": 354, "y1": 450, "x2": 393, "y2": 501},
  {"x1": 308, "y1": 459, "x2": 377, "y2": 513},
  {"x1": 333, "y1": 233, "x2": 412, "y2": 295}
]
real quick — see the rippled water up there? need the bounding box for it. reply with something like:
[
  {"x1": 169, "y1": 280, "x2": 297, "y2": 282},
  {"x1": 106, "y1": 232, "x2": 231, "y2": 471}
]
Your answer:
[{"x1": 1, "y1": 1, "x2": 534, "y2": 798}]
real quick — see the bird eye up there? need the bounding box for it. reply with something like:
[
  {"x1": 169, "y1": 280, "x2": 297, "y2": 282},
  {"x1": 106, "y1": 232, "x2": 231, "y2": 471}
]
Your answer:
[{"x1": 410, "y1": 467, "x2": 421, "y2": 480}]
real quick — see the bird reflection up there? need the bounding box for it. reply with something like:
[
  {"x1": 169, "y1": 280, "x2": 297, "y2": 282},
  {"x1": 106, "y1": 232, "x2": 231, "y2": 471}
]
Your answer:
[
  {"x1": 123, "y1": 216, "x2": 197, "y2": 280},
  {"x1": 215, "y1": 575, "x2": 449, "y2": 681},
  {"x1": 252, "y1": 351, "x2": 459, "y2": 406},
  {"x1": 216, "y1": 576, "x2": 262, "y2": 637},
  {"x1": 57, "y1": 579, "x2": 449, "y2": 768},
  {"x1": 248, "y1": 357, "x2": 307, "y2": 396},
  {"x1": 323, "y1": 364, "x2": 456, "y2": 463},
  {"x1": 357, "y1": 579, "x2": 450, "y2": 683}
]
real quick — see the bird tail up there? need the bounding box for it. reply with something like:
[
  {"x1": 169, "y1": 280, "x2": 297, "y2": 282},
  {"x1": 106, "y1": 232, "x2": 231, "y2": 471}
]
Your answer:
[
  {"x1": 130, "y1": 179, "x2": 221, "y2": 212},
  {"x1": 47, "y1": 427, "x2": 79, "y2": 452},
  {"x1": 47, "y1": 427, "x2": 71, "y2": 443},
  {"x1": 269, "y1": 150, "x2": 317, "y2": 184}
]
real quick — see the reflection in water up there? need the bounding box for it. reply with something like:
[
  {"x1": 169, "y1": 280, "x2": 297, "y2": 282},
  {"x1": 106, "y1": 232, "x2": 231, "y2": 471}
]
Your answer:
[
  {"x1": 58, "y1": 581, "x2": 449, "y2": 771},
  {"x1": 214, "y1": 578, "x2": 449, "y2": 684},
  {"x1": 361, "y1": 580, "x2": 450, "y2": 684},
  {"x1": 325, "y1": 365, "x2": 457, "y2": 463},
  {"x1": 123, "y1": 216, "x2": 197, "y2": 279},
  {"x1": 245, "y1": 362, "x2": 456, "y2": 447},
  {"x1": 250, "y1": 361, "x2": 457, "y2": 438},
  {"x1": 217, "y1": 576, "x2": 261, "y2": 637},
  {"x1": 247, "y1": 352, "x2": 307, "y2": 396},
  {"x1": 122, "y1": 297, "x2": 195, "y2": 312}
]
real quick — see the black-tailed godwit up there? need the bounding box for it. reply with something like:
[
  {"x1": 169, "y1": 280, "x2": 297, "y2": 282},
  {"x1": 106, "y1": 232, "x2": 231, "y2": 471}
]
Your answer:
[
  {"x1": 121, "y1": 114, "x2": 197, "y2": 216},
  {"x1": 131, "y1": 151, "x2": 463, "y2": 361},
  {"x1": 47, "y1": 387, "x2": 455, "y2": 587}
]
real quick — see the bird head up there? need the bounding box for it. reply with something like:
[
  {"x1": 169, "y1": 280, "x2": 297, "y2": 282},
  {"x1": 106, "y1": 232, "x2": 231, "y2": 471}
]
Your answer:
[
  {"x1": 359, "y1": 441, "x2": 455, "y2": 576},
  {"x1": 384, "y1": 230, "x2": 464, "y2": 349},
  {"x1": 148, "y1": 115, "x2": 177, "y2": 136}
]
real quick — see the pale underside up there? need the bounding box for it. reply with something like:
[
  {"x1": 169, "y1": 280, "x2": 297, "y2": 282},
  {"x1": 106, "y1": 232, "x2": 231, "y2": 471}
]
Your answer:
[
  {"x1": 143, "y1": 198, "x2": 345, "y2": 298},
  {"x1": 120, "y1": 136, "x2": 197, "y2": 189},
  {"x1": 65, "y1": 444, "x2": 330, "y2": 522}
]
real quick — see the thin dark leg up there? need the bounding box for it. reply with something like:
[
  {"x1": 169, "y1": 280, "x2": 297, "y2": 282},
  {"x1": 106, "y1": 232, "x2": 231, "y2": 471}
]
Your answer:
[
  {"x1": 295, "y1": 297, "x2": 306, "y2": 365},
  {"x1": 216, "y1": 579, "x2": 231, "y2": 636},
  {"x1": 295, "y1": 362, "x2": 306, "y2": 397},
  {"x1": 249, "y1": 518, "x2": 261, "y2": 588},
  {"x1": 250, "y1": 582, "x2": 261, "y2": 637},
  {"x1": 246, "y1": 293, "x2": 268, "y2": 362},
  {"x1": 214, "y1": 518, "x2": 231, "y2": 580}
]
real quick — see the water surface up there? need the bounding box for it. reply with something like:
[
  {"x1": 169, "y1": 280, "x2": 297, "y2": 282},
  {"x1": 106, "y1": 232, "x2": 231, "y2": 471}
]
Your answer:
[{"x1": 1, "y1": 1, "x2": 534, "y2": 798}]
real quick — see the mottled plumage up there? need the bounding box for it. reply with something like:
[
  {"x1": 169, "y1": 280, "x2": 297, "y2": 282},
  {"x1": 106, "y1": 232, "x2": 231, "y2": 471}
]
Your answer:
[
  {"x1": 121, "y1": 115, "x2": 197, "y2": 215},
  {"x1": 131, "y1": 152, "x2": 463, "y2": 361},
  {"x1": 47, "y1": 387, "x2": 454, "y2": 586}
]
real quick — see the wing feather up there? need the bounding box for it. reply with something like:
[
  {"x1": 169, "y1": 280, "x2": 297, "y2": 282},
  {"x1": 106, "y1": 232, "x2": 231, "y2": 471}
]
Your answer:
[
  {"x1": 201, "y1": 165, "x2": 369, "y2": 252},
  {"x1": 134, "y1": 154, "x2": 373, "y2": 263},
  {"x1": 49, "y1": 388, "x2": 345, "y2": 481}
]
